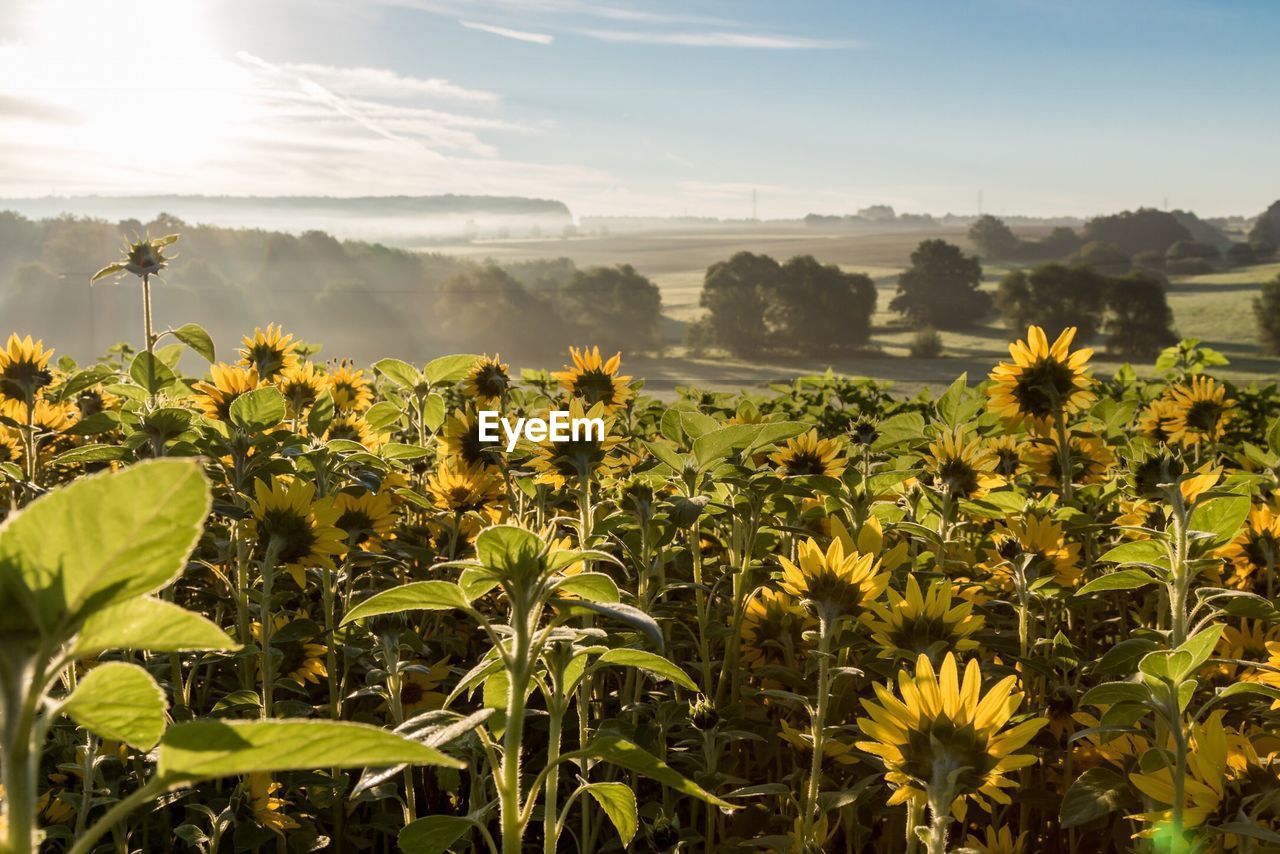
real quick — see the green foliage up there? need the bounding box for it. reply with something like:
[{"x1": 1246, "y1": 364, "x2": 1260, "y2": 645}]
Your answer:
[
  {"x1": 1083, "y1": 207, "x2": 1193, "y2": 256},
  {"x1": 890, "y1": 238, "x2": 991, "y2": 328},
  {"x1": 1104, "y1": 270, "x2": 1178, "y2": 358},
  {"x1": 967, "y1": 214, "x2": 1019, "y2": 259},
  {"x1": 995, "y1": 263, "x2": 1109, "y2": 341},
  {"x1": 1253, "y1": 275, "x2": 1280, "y2": 355}
]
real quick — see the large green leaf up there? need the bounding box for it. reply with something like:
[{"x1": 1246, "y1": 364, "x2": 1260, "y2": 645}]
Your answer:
[
  {"x1": 1189, "y1": 494, "x2": 1252, "y2": 548},
  {"x1": 596, "y1": 649, "x2": 697, "y2": 691},
  {"x1": 693, "y1": 424, "x2": 761, "y2": 467},
  {"x1": 373, "y1": 358, "x2": 422, "y2": 389},
  {"x1": 577, "y1": 736, "x2": 731, "y2": 808},
  {"x1": 1060, "y1": 767, "x2": 1129, "y2": 828},
  {"x1": 64, "y1": 662, "x2": 167, "y2": 750},
  {"x1": 1075, "y1": 569, "x2": 1158, "y2": 597},
  {"x1": 476, "y1": 525, "x2": 544, "y2": 578},
  {"x1": 156, "y1": 719, "x2": 463, "y2": 785},
  {"x1": 423, "y1": 354, "x2": 481, "y2": 385},
  {"x1": 341, "y1": 581, "x2": 469, "y2": 625},
  {"x1": 73, "y1": 596, "x2": 240, "y2": 656},
  {"x1": 399, "y1": 816, "x2": 474, "y2": 854},
  {"x1": 129, "y1": 351, "x2": 177, "y2": 394},
  {"x1": 584, "y1": 782, "x2": 638, "y2": 845},
  {"x1": 172, "y1": 323, "x2": 216, "y2": 363},
  {"x1": 554, "y1": 572, "x2": 621, "y2": 603},
  {"x1": 229, "y1": 387, "x2": 285, "y2": 433},
  {"x1": 0, "y1": 460, "x2": 210, "y2": 634}
]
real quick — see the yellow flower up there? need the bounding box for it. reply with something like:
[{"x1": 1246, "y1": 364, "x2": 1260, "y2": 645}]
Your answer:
[
  {"x1": 1208, "y1": 620, "x2": 1280, "y2": 684},
  {"x1": 983, "y1": 513, "x2": 1082, "y2": 588},
  {"x1": 832, "y1": 515, "x2": 910, "y2": 574},
  {"x1": 0, "y1": 425, "x2": 21, "y2": 465},
  {"x1": 526, "y1": 399, "x2": 623, "y2": 488},
  {"x1": 986, "y1": 434, "x2": 1027, "y2": 479},
  {"x1": 1164, "y1": 376, "x2": 1235, "y2": 447},
  {"x1": 425, "y1": 459, "x2": 506, "y2": 518},
  {"x1": 438, "y1": 408, "x2": 501, "y2": 470},
  {"x1": 553, "y1": 346, "x2": 633, "y2": 412},
  {"x1": 1216, "y1": 502, "x2": 1280, "y2": 593},
  {"x1": 740, "y1": 588, "x2": 813, "y2": 671},
  {"x1": 770, "y1": 429, "x2": 847, "y2": 478},
  {"x1": 324, "y1": 412, "x2": 382, "y2": 450},
  {"x1": 1025, "y1": 430, "x2": 1115, "y2": 489},
  {"x1": 855, "y1": 652, "x2": 1046, "y2": 818},
  {"x1": 463, "y1": 354, "x2": 512, "y2": 404},
  {"x1": 778, "y1": 718, "x2": 859, "y2": 767},
  {"x1": 1069, "y1": 710, "x2": 1148, "y2": 769},
  {"x1": 5, "y1": 399, "x2": 75, "y2": 434},
  {"x1": 1260, "y1": 642, "x2": 1280, "y2": 709},
  {"x1": 246, "y1": 478, "x2": 346, "y2": 587},
  {"x1": 277, "y1": 361, "x2": 327, "y2": 418},
  {"x1": 251, "y1": 614, "x2": 328, "y2": 686},
  {"x1": 327, "y1": 360, "x2": 373, "y2": 413},
  {"x1": 923, "y1": 427, "x2": 1002, "y2": 499},
  {"x1": 332, "y1": 490, "x2": 397, "y2": 553},
  {"x1": 239, "y1": 324, "x2": 298, "y2": 381},
  {"x1": 987, "y1": 325, "x2": 1094, "y2": 432},
  {"x1": 249, "y1": 773, "x2": 299, "y2": 834},
  {"x1": 1129, "y1": 712, "x2": 1229, "y2": 832},
  {"x1": 194, "y1": 363, "x2": 263, "y2": 422},
  {"x1": 1138, "y1": 397, "x2": 1181, "y2": 442},
  {"x1": 400, "y1": 660, "x2": 451, "y2": 714},
  {"x1": 866, "y1": 575, "x2": 984, "y2": 660},
  {"x1": 963, "y1": 826, "x2": 1027, "y2": 854},
  {"x1": 0, "y1": 334, "x2": 54, "y2": 406},
  {"x1": 777, "y1": 536, "x2": 889, "y2": 619}
]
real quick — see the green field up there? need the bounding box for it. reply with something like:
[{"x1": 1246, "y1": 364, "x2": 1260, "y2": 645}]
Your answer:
[{"x1": 434, "y1": 227, "x2": 1280, "y2": 395}]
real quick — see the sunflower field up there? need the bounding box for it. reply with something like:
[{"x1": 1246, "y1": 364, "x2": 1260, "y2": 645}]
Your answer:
[{"x1": 3, "y1": 236, "x2": 1280, "y2": 854}]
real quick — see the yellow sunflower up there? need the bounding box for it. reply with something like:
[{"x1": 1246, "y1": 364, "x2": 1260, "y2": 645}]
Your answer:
[
  {"x1": 740, "y1": 588, "x2": 813, "y2": 672},
  {"x1": 985, "y1": 434, "x2": 1027, "y2": 479},
  {"x1": 438, "y1": 408, "x2": 501, "y2": 470},
  {"x1": 982, "y1": 513, "x2": 1082, "y2": 589},
  {"x1": 1025, "y1": 430, "x2": 1115, "y2": 489},
  {"x1": 526, "y1": 399, "x2": 623, "y2": 488},
  {"x1": 963, "y1": 826, "x2": 1027, "y2": 854},
  {"x1": 324, "y1": 413, "x2": 382, "y2": 450},
  {"x1": 855, "y1": 652, "x2": 1046, "y2": 818},
  {"x1": 553, "y1": 346, "x2": 634, "y2": 412},
  {"x1": 326, "y1": 360, "x2": 373, "y2": 413},
  {"x1": 239, "y1": 324, "x2": 298, "y2": 381},
  {"x1": 922, "y1": 427, "x2": 1002, "y2": 500},
  {"x1": 463, "y1": 354, "x2": 512, "y2": 404},
  {"x1": 332, "y1": 490, "x2": 397, "y2": 553},
  {"x1": 399, "y1": 660, "x2": 452, "y2": 714},
  {"x1": 6, "y1": 399, "x2": 75, "y2": 434},
  {"x1": 425, "y1": 459, "x2": 506, "y2": 519},
  {"x1": 1207, "y1": 620, "x2": 1280, "y2": 685},
  {"x1": 1138, "y1": 397, "x2": 1181, "y2": 443},
  {"x1": 1164, "y1": 376, "x2": 1235, "y2": 447},
  {"x1": 1216, "y1": 502, "x2": 1280, "y2": 593},
  {"x1": 866, "y1": 575, "x2": 984, "y2": 660},
  {"x1": 987, "y1": 325, "x2": 1094, "y2": 432},
  {"x1": 194, "y1": 363, "x2": 263, "y2": 422},
  {"x1": 246, "y1": 478, "x2": 346, "y2": 587},
  {"x1": 1129, "y1": 712, "x2": 1228, "y2": 834},
  {"x1": 277, "y1": 361, "x2": 327, "y2": 418},
  {"x1": 248, "y1": 773, "x2": 299, "y2": 834},
  {"x1": 0, "y1": 425, "x2": 21, "y2": 465},
  {"x1": 778, "y1": 718, "x2": 859, "y2": 767},
  {"x1": 0, "y1": 334, "x2": 54, "y2": 410},
  {"x1": 770, "y1": 429, "x2": 847, "y2": 478},
  {"x1": 777, "y1": 536, "x2": 889, "y2": 620},
  {"x1": 251, "y1": 614, "x2": 328, "y2": 685}
]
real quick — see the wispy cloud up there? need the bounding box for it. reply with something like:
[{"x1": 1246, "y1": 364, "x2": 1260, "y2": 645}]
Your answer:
[
  {"x1": 459, "y1": 19, "x2": 554, "y2": 44},
  {"x1": 578, "y1": 29, "x2": 855, "y2": 49},
  {"x1": 263, "y1": 60, "x2": 499, "y2": 101}
]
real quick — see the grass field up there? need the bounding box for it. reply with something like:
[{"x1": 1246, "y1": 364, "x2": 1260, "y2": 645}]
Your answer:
[{"x1": 435, "y1": 227, "x2": 1280, "y2": 396}]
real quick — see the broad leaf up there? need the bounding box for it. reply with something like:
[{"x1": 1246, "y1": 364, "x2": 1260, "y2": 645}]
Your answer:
[
  {"x1": 1076, "y1": 569, "x2": 1158, "y2": 597},
  {"x1": 373, "y1": 358, "x2": 421, "y2": 389},
  {"x1": 73, "y1": 596, "x2": 240, "y2": 656},
  {"x1": 129, "y1": 351, "x2": 177, "y2": 394},
  {"x1": 229, "y1": 387, "x2": 285, "y2": 433},
  {"x1": 423, "y1": 354, "x2": 480, "y2": 385},
  {"x1": 1060, "y1": 767, "x2": 1129, "y2": 828},
  {"x1": 342, "y1": 581, "x2": 469, "y2": 625},
  {"x1": 584, "y1": 782, "x2": 638, "y2": 845},
  {"x1": 577, "y1": 736, "x2": 731, "y2": 808},
  {"x1": 64, "y1": 662, "x2": 166, "y2": 750},
  {"x1": 596, "y1": 648, "x2": 697, "y2": 691},
  {"x1": 399, "y1": 816, "x2": 473, "y2": 854},
  {"x1": 172, "y1": 323, "x2": 216, "y2": 363},
  {"x1": 554, "y1": 572, "x2": 621, "y2": 603}
]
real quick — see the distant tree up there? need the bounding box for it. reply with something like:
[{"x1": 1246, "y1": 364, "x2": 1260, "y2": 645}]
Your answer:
[
  {"x1": 1034, "y1": 226, "x2": 1084, "y2": 259},
  {"x1": 1249, "y1": 200, "x2": 1280, "y2": 259},
  {"x1": 995, "y1": 263, "x2": 1109, "y2": 341},
  {"x1": 1105, "y1": 271, "x2": 1177, "y2": 358},
  {"x1": 1083, "y1": 208, "x2": 1192, "y2": 256},
  {"x1": 1254, "y1": 275, "x2": 1280, "y2": 355},
  {"x1": 968, "y1": 215, "x2": 1020, "y2": 259},
  {"x1": 1165, "y1": 240, "x2": 1218, "y2": 262},
  {"x1": 891, "y1": 239, "x2": 990, "y2": 329},
  {"x1": 1073, "y1": 241, "x2": 1130, "y2": 273},
  {"x1": 699, "y1": 252, "x2": 779, "y2": 356},
  {"x1": 768, "y1": 255, "x2": 876, "y2": 353},
  {"x1": 1133, "y1": 250, "x2": 1166, "y2": 270},
  {"x1": 556, "y1": 264, "x2": 663, "y2": 352},
  {"x1": 1226, "y1": 242, "x2": 1257, "y2": 267},
  {"x1": 439, "y1": 264, "x2": 565, "y2": 359}
]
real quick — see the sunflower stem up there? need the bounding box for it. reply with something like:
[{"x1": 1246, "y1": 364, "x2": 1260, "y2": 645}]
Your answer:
[{"x1": 801, "y1": 614, "x2": 834, "y2": 846}]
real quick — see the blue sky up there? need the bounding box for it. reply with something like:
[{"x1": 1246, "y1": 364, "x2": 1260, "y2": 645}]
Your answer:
[{"x1": 1, "y1": 0, "x2": 1276, "y2": 218}]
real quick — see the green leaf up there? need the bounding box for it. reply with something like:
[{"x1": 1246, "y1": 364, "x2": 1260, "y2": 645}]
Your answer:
[
  {"x1": 381, "y1": 443, "x2": 432, "y2": 461},
  {"x1": 172, "y1": 323, "x2": 215, "y2": 363},
  {"x1": 1075, "y1": 569, "x2": 1158, "y2": 597},
  {"x1": 156, "y1": 719, "x2": 463, "y2": 785},
  {"x1": 678, "y1": 410, "x2": 719, "y2": 440},
  {"x1": 1175, "y1": 624, "x2": 1226, "y2": 675},
  {"x1": 554, "y1": 572, "x2": 620, "y2": 603},
  {"x1": 373, "y1": 358, "x2": 422, "y2": 389},
  {"x1": 1139, "y1": 650, "x2": 1194, "y2": 683},
  {"x1": 744, "y1": 421, "x2": 809, "y2": 456},
  {"x1": 0, "y1": 460, "x2": 210, "y2": 634},
  {"x1": 645, "y1": 440, "x2": 687, "y2": 472},
  {"x1": 596, "y1": 649, "x2": 697, "y2": 691},
  {"x1": 229, "y1": 387, "x2": 285, "y2": 433},
  {"x1": 1097, "y1": 539, "x2": 1168, "y2": 566},
  {"x1": 1060, "y1": 767, "x2": 1129, "y2": 828},
  {"x1": 52, "y1": 444, "x2": 130, "y2": 465},
  {"x1": 129, "y1": 351, "x2": 176, "y2": 394},
  {"x1": 73, "y1": 596, "x2": 240, "y2": 656},
  {"x1": 341, "y1": 581, "x2": 469, "y2": 625},
  {"x1": 577, "y1": 736, "x2": 731, "y2": 808},
  {"x1": 693, "y1": 424, "x2": 761, "y2": 468},
  {"x1": 1189, "y1": 494, "x2": 1251, "y2": 548},
  {"x1": 584, "y1": 782, "x2": 638, "y2": 846},
  {"x1": 1214, "y1": 682, "x2": 1280, "y2": 703},
  {"x1": 423, "y1": 354, "x2": 480, "y2": 385},
  {"x1": 1081, "y1": 681, "x2": 1151, "y2": 707},
  {"x1": 476, "y1": 525, "x2": 545, "y2": 579},
  {"x1": 308, "y1": 392, "x2": 335, "y2": 435},
  {"x1": 365, "y1": 402, "x2": 404, "y2": 432},
  {"x1": 423, "y1": 393, "x2": 446, "y2": 432},
  {"x1": 63, "y1": 662, "x2": 166, "y2": 750},
  {"x1": 568, "y1": 601, "x2": 663, "y2": 650},
  {"x1": 91, "y1": 261, "x2": 126, "y2": 281},
  {"x1": 1094, "y1": 638, "x2": 1160, "y2": 676},
  {"x1": 399, "y1": 816, "x2": 474, "y2": 854}
]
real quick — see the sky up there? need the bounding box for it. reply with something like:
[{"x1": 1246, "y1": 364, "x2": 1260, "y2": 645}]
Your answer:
[{"x1": 0, "y1": 0, "x2": 1277, "y2": 220}]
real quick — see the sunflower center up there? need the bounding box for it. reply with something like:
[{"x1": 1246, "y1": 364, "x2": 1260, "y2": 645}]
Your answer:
[
  {"x1": 401, "y1": 681, "x2": 425, "y2": 706},
  {"x1": 887, "y1": 616, "x2": 960, "y2": 654},
  {"x1": 260, "y1": 509, "x2": 319, "y2": 565},
  {"x1": 475, "y1": 366, "x2": 510, "y2": 398},
  {"x1": 336, "y1": 510, "x2": 375, "y2": 544},
  {"x1": 1012, "y1": 358, "x2": 1077, "y2": 418},
  {"x1": 1184, "y1": 400, "x2": 1224, "y2": 433},
  {"x1": 936, "y1": 458, "x2": 980, "y2": 497},
  {"x1": 1242, "y1": 532, "x2": 1279, "y2": 568},
  {"x1": 0, "y1": 360, "x2": 53, "y2": 398},
  {"x1": 571, "y1": 369, "x2": 620, "y2": 406},
  {"x1": 782, "y1": 450, "x2": 829, "y2": 476},
  {"x1": 901, "y1": 717, "x2": 996, "y2": 795}
]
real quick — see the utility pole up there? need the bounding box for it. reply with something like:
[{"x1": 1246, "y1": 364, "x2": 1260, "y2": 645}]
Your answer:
[{"x1": 751, "y1": 189, "x2": 757, "y2": 221}]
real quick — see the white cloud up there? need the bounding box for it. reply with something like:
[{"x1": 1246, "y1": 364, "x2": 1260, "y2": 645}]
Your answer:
[
  {"x1": 578, "y1": 29, "x2": 855, "y2": 49},
  {"x1": 459, "y1": 19, "x2": 554, "y2": 44},
  {"x1": 260, "y1": 59, "x2": 499, "y2": 102}
]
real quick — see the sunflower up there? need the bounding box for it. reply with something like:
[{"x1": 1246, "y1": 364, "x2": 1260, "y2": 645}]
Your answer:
[
  {"x1": 239, "y1": 324, "x2": 298, "y2": 381},
  {"x1": 526, "y1": 399, "x2": 624, "y2": 488},
  {"x1": 1069, "y1": 710, "x2": 1149, "y2": 771},
  {"x1": 0, "y1": 425, "x2": 21, "y2": 465},
  {"x1": 324, "y1": 413, "x2": 381, "y2": 449},
  {"x1": 75, "y1": 386, "x2": 120, "y2": 419},
  {"x1": 985, "y1": 434, "x2": 1027, "y2": 479},
  {"x1": 1164, "y1": 376, "x2": 1235, "y2": 447},
  {"x1": 248, "y1": 773, "x2": 299, "y2": 834},
  {"x1": 963, "y1": 826, "x2": 1027, "y2": 854},
  {"x1": 1025, "y1": 431, "x2": 1115, "y2": 489},
  {"x1": 463, "y1": 354, "x2": 512, "y2": 404},
  {"x1": 778, "y1": 718, "x2": 859, "y2": 767},
  {"x1": 854, "y1": 652, "x2": 1046, "y2": 818},
  {"x1": 6, "y1": 399, "x2": 75, "y2": 434},
  {"x1": 982, "y1": 513, "x2": 1082, "y2": 589},
  {"x1": 246, "y1": 478, "x2": 346, "y2": 588},
  {"x1": 1208, "y1": 620, "x2": 1280, "y2": 684},
  {"x1": 553, "y1": 346, "x2": 634, "y2": 412},
  {"x1": 194, "y1": 363, "x2": 263, "y2": 422},
  {"x1": 739, "y1": 588, "x2": 813, "y2": 671},
  {"x1": 866, "y1": 576, "x2": 984, "y2": 661},
  {"x1": 922, "y1": 427, "x2": 1001, "y2": 500},
  {"x1": 987, "y1": 325, "x2": 1094, "y2": 432},
  {"x1": 1216, "y1": 502, "x2": 1280, "y2": 593},
  {"x1": 1129, "y1": 712, "x2": 1228, "y2": 834},
  {"x1": 1138, "y1": 397, "x2": 1181, "y2": 442},
  {"x1": 400, "y1": 660, "x2": 451, "y2": 714},
  {"x1": 770, "y1": 429, "x2": 847, "y2": 478},
  {"x1": 438, "y1": 408, "x2": 501, "y2": 469},
  {"x1": 251, "y1": 614, "x2": 328, "y2": 685},
  {"x1": 277, "y1": 361, "x2": 327, "y2": 418},
  {"x1": 425, "y1": 459, "x2": 506, "y2": 520},
  {"x1": 777, "y1": 536, "x2": 889, "y2": 620},
  {"x1": 0, "y1": 334, "x2": 54, "y2": 408},
  {"x1": 327, "y1": 360, "x2": 373, "y2": 413},
  {"x1": 92, "y1": 233, "x2": 177, "y2": 280},
  {"x1": 332, "y1": 490, "x2": 397, "y2": 553}
]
